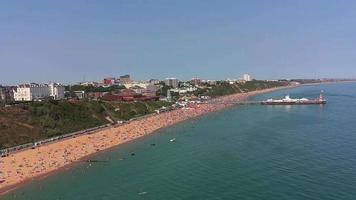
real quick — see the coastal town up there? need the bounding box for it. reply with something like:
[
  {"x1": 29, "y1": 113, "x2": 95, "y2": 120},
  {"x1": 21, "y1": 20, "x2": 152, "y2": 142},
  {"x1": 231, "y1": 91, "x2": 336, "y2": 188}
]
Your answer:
[
  {"x1": 0, "y1": 74, "x2": 354, "y2": 194},
  {"x1": 0, "y1": 75, "x2": 353, "y2": 149},
  {"x1": 0, "y1": 73, "x2": 291, "y2": 191},
  {"x1": 1, "y1": 74, "x2": 351, "y2": 105},
  {"x1": 1, "y1": 74, "x2": 254, "y2": 104}
]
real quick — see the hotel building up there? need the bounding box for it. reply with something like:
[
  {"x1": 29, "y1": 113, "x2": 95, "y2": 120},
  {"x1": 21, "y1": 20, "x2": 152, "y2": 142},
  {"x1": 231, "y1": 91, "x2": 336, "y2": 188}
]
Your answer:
[
  {"x1": 119, "y1": 75, "x2": 133, "y2": 84},
  {"x1": 165, "y1": 78, "x2": 179, "y2": 88},
  {"x1": 13, "y1": 83, "x2": 65, "y2": 101},
  {"x1": 242, "y1": 74, "x2": 252, "y2": 82}
]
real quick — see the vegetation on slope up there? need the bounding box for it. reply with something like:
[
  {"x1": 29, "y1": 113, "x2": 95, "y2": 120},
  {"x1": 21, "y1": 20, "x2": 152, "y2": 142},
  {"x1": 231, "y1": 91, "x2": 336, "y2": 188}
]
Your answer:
[
  {"x1": 194, "y1": 80, "x2": 289, "y2": 97},
  {"x1": 205, "y1": 82, "x2": 241, "y2": 97},
  {"x1": 64, "y1": 85, "x2": 126, "y2": 98},
  {"x1": 0, "y1": 107, "x2": 42, "y2": 149},
  {"x1": 0, "y1": 100, "x2": 172, "y2": 148},
  {"x1": 239, "y1": 80, "x2": 288, "y2": 92},
  {"x1": 104, "y1": 101, "x2": 173, "y2": 120},
  {"x1": 24, "y1": 100, "x2": 109, "y2": 137}
]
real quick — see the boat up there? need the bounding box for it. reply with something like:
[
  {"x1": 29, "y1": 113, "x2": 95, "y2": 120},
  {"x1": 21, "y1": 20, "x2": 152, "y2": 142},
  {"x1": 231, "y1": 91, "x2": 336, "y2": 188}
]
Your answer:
[
  {"x1": 170, "y1": 138, "x2": 176, "y2": 142},
  {"x1": 261, "y1": 92, "x2": 326, "y2": 105},
  {"x1": 138, "y1": 192, "x2": 147, "y2": 195}
]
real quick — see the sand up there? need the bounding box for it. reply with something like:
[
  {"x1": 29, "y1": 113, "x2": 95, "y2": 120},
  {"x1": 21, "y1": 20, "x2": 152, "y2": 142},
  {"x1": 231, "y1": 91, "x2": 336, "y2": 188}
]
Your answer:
[{"x1": 0, "y1": 87, "x2": 290, "y2": 195}]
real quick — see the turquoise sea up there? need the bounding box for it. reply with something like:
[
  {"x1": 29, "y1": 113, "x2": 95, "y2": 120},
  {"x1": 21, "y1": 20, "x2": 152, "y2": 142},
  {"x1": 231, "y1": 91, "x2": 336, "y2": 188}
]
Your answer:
[{"x1": 2, "y1": 82, "x2": 356, "y2": 200}]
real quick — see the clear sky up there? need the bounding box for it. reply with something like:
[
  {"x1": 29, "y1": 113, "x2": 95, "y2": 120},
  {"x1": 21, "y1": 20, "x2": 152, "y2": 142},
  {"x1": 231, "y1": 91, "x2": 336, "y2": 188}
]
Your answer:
[{"x1": 1, "y1": 0, "x2": 356, "y2": 85}]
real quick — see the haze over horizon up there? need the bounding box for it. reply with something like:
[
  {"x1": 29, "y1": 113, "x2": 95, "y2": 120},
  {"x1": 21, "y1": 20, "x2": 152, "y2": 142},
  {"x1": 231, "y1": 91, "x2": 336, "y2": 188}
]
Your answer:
[{"x1": 1, "y1": 0, "x2": 356, "y2": 85}]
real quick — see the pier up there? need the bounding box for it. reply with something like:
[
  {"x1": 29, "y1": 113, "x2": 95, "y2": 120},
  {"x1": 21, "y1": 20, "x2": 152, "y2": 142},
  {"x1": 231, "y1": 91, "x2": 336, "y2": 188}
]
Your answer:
[
  {"x1": 208, "y1": 100, "x2": 263, "y2": 105},
  {"x1": 207, "y1": 99, "x2": 326, "y2": 106},
  {"x1": 208, "y1": 93, "x2": 326, "y2": 106}
]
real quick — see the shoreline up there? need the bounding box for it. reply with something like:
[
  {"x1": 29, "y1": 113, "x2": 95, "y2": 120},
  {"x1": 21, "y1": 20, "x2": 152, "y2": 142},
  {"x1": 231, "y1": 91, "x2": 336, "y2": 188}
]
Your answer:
[{"x1": 0, "y1": 86, "x2": 293, "y2": 196}]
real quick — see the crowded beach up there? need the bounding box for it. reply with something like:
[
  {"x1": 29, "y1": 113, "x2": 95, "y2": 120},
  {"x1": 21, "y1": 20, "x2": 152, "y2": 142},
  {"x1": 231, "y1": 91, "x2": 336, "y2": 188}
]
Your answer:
[{"x1": 0, "y1": 86, "x2": 289, "y2": 194}]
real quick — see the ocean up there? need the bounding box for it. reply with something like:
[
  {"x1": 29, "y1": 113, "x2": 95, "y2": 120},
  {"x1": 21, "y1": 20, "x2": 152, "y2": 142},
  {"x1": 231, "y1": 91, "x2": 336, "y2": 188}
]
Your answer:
[{"x1": 2, "y1": 82, "x2": 356, "y2": 200}]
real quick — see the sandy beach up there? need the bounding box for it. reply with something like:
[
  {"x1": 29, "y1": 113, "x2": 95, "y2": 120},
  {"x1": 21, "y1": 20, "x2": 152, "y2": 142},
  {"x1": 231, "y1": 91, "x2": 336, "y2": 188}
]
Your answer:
[{"x1": 0, "y1": 86, "x2": 290, "y2": 195}]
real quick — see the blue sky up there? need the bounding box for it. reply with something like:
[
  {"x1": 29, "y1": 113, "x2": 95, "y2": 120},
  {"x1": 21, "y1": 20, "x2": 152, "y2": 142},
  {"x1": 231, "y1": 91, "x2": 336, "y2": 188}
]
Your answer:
[{"x1": 1, "y1": 0, "x2": 356, "y2": 85}]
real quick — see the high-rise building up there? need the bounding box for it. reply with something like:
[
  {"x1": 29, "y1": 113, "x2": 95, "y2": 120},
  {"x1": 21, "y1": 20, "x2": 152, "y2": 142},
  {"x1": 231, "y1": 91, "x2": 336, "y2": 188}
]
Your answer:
[
  {"x1": 165, "y1": 78, "x2": 179, "y2": 88},
  {"x1": 167, "y1": 89, "x2": 173, "y2": 102},
  {"x1": 103, "y1": 77, "x2": 116, "y2": 86},
  {"x1": 149, "y1": 79, "x2": 160, "y2": 85},
  {"x1": 242, "y1": 74, "x2": 252, "y2": 82},
  {"x1": 119, "y1": 75, "x2": 133, "y2": 84},
  {"x1": 191, "y1": 77, "x2": 201, "y2": 86}
]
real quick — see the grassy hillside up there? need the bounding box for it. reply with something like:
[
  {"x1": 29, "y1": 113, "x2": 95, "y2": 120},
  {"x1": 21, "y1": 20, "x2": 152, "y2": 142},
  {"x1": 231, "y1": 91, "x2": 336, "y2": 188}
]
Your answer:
[
  {"x1": 197, "y1": 81, "x2": 289, "y2": 97},
  {"x1": 25, "y1": 100, "x2": 109, "y2": 137},
  {"x1": 239, "y1": 80, "x2": 288, "y2": 92},
  {"x1": 0, "y1": 107, "x2": 42, "y2": 149},
  {"x1": 104, "y1": 101, "x2": 173, "y2": 120},
  {"x1": 205, "y1": 83, "x2": 241, "y2": 97},
  {"x1": 0, "y1": 101, "x2": 109, "y2": 148},
  {"x1": 0, "y1": 100, "x2": 172, "y2": 148}
]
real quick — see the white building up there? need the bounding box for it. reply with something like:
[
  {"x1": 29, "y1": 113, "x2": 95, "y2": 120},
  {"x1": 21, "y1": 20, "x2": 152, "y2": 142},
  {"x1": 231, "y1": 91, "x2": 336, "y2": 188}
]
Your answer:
[
  {"x1": 79, "y1": 81, "x2": 99, "y2": 87},
  {"x1": 123, "y1": 82, "x2": 150, "y2": 89},
  {"x1": 0, "y1": 87, "x2": 5, "y2": 102},
  {"x1": 165, "y1": 78, "x2": 179, "y2": 88},
  {"x1": 202, "y1": 80, "x2": 216, "y2": 86},
  {"x1": 170, "y1": 87, "x2": 197, "y2": 94},
  {"x1": 49, "y1": 83, "x2": 65, "y2": 100},
  {"x1": 13, "y1": 83, "x2": 65, "y2": 101},
  {"x1": 191, "y1": 77, "x2": 201, "y2": 85},
  {"x1": 242, "y1": 74, "x2": 252, "y2": 82}
]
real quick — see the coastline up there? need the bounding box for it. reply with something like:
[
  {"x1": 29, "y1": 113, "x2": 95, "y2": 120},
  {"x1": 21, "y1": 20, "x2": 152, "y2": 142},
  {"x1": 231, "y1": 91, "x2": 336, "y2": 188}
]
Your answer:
[{"x1": 0, "y1": 86, "x2": 293, "y2": 196}]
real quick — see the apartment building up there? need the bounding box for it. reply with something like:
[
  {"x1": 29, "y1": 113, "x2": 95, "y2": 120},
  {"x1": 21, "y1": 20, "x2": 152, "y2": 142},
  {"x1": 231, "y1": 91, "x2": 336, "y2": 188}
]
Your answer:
[
  {"x1": 13, "y1": 83, "x2": 65, "y2": 101},
  {"x1": 165, "y1": 78, "x2": 179, "y2": 88}
]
